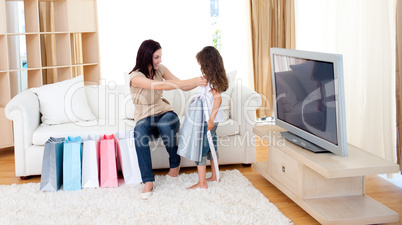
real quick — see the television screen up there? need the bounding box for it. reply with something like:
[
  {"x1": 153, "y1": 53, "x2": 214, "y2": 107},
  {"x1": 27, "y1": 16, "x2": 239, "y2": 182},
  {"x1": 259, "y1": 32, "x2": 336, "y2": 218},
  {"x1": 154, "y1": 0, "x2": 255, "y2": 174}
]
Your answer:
[{"x1": 270, "y1": 48, "x2": 348, "y2": 157}]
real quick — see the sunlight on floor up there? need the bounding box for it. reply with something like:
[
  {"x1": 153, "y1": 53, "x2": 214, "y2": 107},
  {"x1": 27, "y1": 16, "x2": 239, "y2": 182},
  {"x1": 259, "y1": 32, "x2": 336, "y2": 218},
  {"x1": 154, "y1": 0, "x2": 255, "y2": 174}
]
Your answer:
[{"x1": 378, "y1": 173, "x2": 402, "y2": 188}]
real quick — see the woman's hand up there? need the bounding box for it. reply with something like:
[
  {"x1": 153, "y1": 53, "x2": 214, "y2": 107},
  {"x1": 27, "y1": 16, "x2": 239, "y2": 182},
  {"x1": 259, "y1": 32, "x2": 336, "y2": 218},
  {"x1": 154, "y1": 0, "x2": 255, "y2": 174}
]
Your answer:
[
  {"x1": 177, "y1": 76, "x2": 207, "y2": 91},
  {"x1": 194, "y1": 76, "x2": 207, "y2": 87},
  {"x1": 207, "y1": 119, "x2": 215, "y2": 130}
]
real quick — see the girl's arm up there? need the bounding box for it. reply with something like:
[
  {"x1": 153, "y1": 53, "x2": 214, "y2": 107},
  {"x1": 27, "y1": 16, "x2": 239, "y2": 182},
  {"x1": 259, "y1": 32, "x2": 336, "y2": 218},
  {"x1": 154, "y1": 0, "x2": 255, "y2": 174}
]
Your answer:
[{"x1": 208, "y1": 89, "x2": 222, "y2": 130}]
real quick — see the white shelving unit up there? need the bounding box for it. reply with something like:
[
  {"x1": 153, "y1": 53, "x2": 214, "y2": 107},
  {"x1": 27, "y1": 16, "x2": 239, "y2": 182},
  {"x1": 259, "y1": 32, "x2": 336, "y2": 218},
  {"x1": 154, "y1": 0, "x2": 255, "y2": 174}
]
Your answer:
[{"x1": 0, "y1": 0, "x2": 100, "y2": 148}]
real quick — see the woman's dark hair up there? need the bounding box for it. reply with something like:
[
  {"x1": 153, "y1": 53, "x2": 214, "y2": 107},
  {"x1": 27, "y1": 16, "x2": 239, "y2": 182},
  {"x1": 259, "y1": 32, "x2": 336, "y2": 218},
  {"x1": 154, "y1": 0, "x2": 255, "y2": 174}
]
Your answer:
[
  {"x1": 129, "y1": 39, "x2": 161, "y2": 79},
  {"x1": 196, "y1": 46, "x2": 228, "y2": 93}
]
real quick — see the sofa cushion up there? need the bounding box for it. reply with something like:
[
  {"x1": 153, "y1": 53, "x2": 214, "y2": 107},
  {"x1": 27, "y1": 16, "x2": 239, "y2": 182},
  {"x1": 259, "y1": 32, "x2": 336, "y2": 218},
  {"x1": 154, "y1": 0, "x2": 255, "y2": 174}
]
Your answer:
[
  {"x1": 221, "y1": 70, "x2": 237, "y2": 121},
  {"x1": 32, "y1": 119, "x2": 134, "y2": 145},
  {"x1": 30, "y1": 75, "x2": 96, "y2": 125},
  {"x1": 215, "y1": 119, "x2": 240, "y2": 137},
  {"x1": 119, "y1": 73, "x2": 136, "y2": 119},
  {"x1": 32, "y1": 118, "x2": 239, "y2": 146}
]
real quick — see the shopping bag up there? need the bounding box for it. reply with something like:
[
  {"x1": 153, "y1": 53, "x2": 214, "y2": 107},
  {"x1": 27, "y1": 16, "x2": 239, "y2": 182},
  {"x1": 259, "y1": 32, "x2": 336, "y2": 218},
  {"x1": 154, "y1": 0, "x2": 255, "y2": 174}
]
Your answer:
[
  {"x1": 116, "y1": 131, "x2": 141, "y2": 185},
  {"x1": 82, "y1": 135, "x2": 100, "y2": 188},
  {"x1": 177, "y1": 97, "x2": 205, "y2": 162},
  {"x1": 201, "y1": 98, "x2": 220, "y2": 182},
  {"x1": 63, "y1": 136, "x2": 83, "y2": 191},
  {"x1": 40, "y1": 137, "x2": 65, "y2": 191},
  {"x1": 178, "y1": 96, "x2": 220, "y2": 181},
  {"x1": 99, "y1": 134, "x2": 118, "y2": 188}
]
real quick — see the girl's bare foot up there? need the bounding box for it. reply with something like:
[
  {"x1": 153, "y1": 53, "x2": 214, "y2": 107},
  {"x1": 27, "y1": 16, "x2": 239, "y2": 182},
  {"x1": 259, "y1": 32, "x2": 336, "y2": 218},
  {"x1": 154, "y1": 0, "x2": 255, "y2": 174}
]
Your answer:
[
  {"x1": 206, "y1": 177, "x2": 221, "y2": 182},
  {"x1": 167, "y1": 166, "x2": 180, "y2": 177},
  {"x1": 187, "y1": 182, "x2": 208, "y2": 189}
]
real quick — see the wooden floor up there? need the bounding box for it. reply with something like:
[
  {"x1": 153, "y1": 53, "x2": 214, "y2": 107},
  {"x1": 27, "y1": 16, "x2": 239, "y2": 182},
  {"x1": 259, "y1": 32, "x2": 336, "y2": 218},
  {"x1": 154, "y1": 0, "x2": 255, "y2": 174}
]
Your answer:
[{"x1": 0, "y1": 138, "x2": 401, "y2": 225}]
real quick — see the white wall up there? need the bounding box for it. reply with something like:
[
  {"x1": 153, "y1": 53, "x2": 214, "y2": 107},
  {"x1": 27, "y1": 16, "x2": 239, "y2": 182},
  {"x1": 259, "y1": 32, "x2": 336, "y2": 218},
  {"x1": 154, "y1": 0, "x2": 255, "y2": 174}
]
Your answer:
[
  {"x1": 97, "y1": 0, "x2": 254, "y2": 88},
  {"x1": 295, "y1": 0, "x2": 397, "y2": 161},
  {"x1": 97, "y1": 0, "x2": 210, "y2": 85}
]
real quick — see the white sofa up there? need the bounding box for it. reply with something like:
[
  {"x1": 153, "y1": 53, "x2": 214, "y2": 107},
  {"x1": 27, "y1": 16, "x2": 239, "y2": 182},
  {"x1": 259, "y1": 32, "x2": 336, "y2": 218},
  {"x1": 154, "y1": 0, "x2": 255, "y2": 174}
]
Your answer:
[{"x1": 5, "y1": 79, "x2": 262, "y2": 178}]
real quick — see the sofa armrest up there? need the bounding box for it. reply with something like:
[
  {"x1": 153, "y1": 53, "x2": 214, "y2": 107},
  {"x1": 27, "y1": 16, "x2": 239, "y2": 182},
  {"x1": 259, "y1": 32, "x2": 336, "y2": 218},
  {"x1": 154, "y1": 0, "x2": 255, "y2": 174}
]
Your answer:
[
  {"x1": 231, "y1": 81, "x2": 262, "y2": 162},
  {"x1": 231, "y1": 81, "x2": 262, "y2": 134},
  {"x1": 5, "y1": 90, "x2": 40, "y2": 176}
]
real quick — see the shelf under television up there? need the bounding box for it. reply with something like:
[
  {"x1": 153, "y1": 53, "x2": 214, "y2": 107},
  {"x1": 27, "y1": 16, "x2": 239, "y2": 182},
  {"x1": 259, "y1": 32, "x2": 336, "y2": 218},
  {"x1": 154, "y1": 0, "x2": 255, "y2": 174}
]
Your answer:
[
  {"x1": 253, "y1": 125, "x2": 400, "y2": 225},
  {"x1": 253, "y1": 125, "x2": 399, "y2": 178}
]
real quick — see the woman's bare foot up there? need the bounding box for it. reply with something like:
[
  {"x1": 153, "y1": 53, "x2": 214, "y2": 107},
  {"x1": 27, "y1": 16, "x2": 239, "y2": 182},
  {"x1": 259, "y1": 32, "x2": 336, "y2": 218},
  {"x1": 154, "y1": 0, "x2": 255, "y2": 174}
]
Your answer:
[
  {"x1": 167, "y1": 166, "x2": 180, "y2": 177},
  {"x1": 187, "y1": 182, "x2": 208, "y2": 189},
  {"x1": 142, "y1": 182, "x2": 153, "y2": 193}
]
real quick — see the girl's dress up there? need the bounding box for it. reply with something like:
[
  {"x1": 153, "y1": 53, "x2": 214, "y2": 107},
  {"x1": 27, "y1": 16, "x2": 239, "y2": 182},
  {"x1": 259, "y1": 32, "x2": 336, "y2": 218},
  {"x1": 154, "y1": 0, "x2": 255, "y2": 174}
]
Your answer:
[{"x1": 177, "y1": 84, "x2": 223, "y2": 179}]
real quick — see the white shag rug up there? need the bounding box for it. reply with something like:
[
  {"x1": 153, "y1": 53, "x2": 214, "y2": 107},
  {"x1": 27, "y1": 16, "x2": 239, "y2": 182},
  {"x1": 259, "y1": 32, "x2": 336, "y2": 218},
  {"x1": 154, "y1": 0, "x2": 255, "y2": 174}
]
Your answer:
[{"x1": 0, "y1": 170, "x2": 292, "y2": 225}]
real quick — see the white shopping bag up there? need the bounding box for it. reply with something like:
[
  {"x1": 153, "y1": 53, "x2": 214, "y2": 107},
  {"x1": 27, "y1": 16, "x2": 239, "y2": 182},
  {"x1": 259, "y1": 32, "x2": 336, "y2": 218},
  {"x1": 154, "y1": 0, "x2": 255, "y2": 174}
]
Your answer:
[
  {"x1": 206, "y1": 130, "x2": 219, "y2": 182},
  {"x1": 82, "y1": 135, "x2": 100, "y2": 188},
  {"x1": 116, "y1": 130, "x2": 142, "y2": 185},
  {"x1": 202, "y1": 99, "x2": 220, "y2": 182}
]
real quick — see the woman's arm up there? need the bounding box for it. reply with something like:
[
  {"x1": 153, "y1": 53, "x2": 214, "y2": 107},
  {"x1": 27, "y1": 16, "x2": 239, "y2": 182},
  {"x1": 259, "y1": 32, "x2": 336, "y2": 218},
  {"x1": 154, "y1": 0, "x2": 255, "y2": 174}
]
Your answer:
[
  {"x1": 208, "y1": 89, "x2": 222, "y2": 130},
  {"x1": 131, "y1": 66, "x2": 206, "y2": 91},
  {"x1": 131, "y1": 75, "x2": 205, "y2": 91},
  {"x1": 163, "y1": 66, "x2": 202, "y2": 91}
]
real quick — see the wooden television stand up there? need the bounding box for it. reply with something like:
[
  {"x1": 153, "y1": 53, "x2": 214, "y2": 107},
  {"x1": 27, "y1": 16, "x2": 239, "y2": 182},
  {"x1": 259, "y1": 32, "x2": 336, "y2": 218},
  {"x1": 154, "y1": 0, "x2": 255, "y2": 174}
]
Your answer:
[{"x1": 253, "y1": 125, "x2": 400, "y2": 225}]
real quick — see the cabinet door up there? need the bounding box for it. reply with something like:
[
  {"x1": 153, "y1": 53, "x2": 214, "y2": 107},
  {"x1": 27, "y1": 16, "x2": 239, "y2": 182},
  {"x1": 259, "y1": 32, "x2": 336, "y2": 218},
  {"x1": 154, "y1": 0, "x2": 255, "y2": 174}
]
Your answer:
[{"x1": 269, "y1": 147, "x2": 301, "y2": 196}]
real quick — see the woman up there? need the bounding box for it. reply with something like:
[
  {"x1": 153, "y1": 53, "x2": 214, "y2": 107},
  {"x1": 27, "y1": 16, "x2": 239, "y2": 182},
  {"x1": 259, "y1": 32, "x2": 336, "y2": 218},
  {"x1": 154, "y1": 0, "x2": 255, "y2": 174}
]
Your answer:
[{"x1": 129, "y1": 39, "x2": 207, "y2": 199}]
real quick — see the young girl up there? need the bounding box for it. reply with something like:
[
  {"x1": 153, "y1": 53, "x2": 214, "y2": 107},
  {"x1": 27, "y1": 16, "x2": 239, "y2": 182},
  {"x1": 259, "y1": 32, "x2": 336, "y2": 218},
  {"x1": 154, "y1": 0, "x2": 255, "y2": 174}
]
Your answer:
[{"x1": 188, "y1": 46, "x2": 229, "y2": 189}]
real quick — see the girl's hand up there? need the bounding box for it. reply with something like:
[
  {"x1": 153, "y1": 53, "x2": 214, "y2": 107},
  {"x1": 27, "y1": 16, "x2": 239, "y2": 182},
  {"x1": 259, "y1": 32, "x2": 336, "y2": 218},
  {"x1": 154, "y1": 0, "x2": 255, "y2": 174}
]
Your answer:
[{"x1": 207, "y1": 119, "x2": 215, "y2": 130}]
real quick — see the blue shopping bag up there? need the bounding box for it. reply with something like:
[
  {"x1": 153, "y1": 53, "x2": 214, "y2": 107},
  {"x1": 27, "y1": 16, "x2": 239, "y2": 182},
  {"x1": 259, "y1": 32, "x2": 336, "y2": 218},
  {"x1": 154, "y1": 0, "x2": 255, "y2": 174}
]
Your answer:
[
  {"x1": 40, "y1": 137, "x2": 65, "y2": 191},
  {"x1": 63, "y1": 136, "x2": 83, "y2": 191}
]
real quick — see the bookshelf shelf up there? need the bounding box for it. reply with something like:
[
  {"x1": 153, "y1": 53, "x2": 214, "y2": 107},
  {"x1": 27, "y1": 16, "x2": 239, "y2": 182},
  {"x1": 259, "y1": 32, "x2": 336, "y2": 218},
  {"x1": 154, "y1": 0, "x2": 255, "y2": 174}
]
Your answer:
[{"x1": 0, "y1": 0, "x2": 100, "y2": 148}]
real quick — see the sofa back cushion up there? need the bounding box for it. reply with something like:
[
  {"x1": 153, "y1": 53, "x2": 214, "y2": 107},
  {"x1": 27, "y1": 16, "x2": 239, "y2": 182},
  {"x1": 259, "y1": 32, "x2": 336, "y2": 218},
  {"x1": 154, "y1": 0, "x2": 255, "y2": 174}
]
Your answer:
[
  {"x1": 87, "y1": 80, "x2": 235, "y2": 124},
  {"x1": 85, "y1": 84, "x2": 128, "y2": 121},
  {"x1": 31, "y1": 75, "x2": 96, "y2": 125}
]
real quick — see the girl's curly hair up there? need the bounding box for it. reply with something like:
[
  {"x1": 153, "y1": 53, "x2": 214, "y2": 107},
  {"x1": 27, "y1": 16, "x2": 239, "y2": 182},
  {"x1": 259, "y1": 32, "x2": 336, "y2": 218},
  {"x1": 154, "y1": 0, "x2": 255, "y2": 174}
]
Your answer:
[{"x1": 196, "y1": 46, "x2": 228, "y2": 93}]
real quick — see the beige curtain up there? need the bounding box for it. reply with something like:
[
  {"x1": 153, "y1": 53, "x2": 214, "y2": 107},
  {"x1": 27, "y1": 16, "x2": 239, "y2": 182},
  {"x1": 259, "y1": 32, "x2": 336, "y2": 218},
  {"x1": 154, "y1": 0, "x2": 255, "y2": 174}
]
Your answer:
[
  {"x1": 39, "y1": 2, "x2": 57, "y2": 84},
  {"x1": 396, "y1": 1, "x2": 402, "y2": 171},
  {"x1": 250, "y1": 0, "x2": 295, "y2": 118}
]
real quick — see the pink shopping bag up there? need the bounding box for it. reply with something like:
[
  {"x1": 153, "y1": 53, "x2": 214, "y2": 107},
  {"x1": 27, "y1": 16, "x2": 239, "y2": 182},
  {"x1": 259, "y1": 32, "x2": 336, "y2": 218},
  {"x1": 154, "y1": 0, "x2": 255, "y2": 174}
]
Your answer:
[{"x1": 99, "y1": 134, "x2": 118, "y2": 188}]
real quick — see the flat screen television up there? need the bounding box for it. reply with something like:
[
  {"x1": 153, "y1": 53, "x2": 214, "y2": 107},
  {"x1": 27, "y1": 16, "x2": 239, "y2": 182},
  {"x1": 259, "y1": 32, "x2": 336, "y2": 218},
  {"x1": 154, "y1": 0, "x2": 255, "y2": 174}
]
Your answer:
[{"x1": 270, "y1": 48, "x2": 348, "y2": 157}]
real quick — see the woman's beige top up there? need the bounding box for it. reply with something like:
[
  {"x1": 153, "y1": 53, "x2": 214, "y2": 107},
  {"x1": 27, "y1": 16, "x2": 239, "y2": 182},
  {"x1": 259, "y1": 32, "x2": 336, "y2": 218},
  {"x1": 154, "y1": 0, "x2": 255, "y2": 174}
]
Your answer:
[{"x1": 129, "y1": 64, "x2": 173, "y2": 123}]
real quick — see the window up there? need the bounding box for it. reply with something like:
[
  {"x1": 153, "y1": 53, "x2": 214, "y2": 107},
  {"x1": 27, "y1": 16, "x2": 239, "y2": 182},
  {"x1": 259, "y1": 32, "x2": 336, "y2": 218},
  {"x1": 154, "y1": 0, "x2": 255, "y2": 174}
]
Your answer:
[{"x1": 97, "y1": 0, "x2": 253, "y2": 85}]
